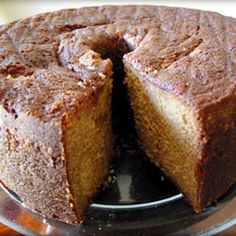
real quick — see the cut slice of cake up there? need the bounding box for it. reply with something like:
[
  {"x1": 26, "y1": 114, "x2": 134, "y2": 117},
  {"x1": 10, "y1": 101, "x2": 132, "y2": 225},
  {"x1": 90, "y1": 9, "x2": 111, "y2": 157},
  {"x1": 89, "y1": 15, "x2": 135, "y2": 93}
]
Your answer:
[
  {"x1": 124, "y1": 65, "x2": 236, "y2": 212},
  {"x1": 123, "y1": 25, "x2": 236, "y2": 212},
  {"x1": 0, "y1": 68, "x2": 113, "y2": 224}
]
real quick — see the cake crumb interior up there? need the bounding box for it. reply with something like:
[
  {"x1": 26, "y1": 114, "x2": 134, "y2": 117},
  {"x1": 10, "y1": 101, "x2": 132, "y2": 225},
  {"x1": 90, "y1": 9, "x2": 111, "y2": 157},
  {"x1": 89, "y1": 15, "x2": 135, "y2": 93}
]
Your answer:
[
  {"x1": 124, "y1": 66, "x2": 201, "y2": 208},
  {"x1": 63, "y1": 80, "x2": 112, "y2": 220}
]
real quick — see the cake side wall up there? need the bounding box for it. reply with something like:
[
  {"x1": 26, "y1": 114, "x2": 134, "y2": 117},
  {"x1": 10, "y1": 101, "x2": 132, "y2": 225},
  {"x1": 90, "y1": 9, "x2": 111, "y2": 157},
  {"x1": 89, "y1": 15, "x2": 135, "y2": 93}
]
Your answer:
[
  {"x1": 196, "y1": 94, "x2": 236, "y2": 210},
  {"x1": 0, "y1": 107, "x2": 77, "y2": 223}
]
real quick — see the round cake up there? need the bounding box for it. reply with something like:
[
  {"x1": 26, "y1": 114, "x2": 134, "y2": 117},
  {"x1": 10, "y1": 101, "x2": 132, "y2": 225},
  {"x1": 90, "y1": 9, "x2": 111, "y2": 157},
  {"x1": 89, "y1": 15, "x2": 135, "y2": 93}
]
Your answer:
[{"x1": 0, "y1": 5, "x2": 236, "y2": 224}]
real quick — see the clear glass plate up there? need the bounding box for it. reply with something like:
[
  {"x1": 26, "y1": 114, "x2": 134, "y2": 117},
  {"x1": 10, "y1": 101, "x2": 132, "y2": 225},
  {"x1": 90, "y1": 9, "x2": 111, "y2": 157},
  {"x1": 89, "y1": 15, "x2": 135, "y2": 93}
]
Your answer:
[{"x1": 0, "y1": 153, "x2": 236, "y2": 236}]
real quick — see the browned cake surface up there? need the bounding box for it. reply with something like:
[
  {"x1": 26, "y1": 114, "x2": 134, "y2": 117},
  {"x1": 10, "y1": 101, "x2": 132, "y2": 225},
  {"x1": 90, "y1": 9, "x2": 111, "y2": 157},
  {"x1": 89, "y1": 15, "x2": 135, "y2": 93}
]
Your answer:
[{"x1": 0, "y1": 5, "x2": 236, "y2": 223}]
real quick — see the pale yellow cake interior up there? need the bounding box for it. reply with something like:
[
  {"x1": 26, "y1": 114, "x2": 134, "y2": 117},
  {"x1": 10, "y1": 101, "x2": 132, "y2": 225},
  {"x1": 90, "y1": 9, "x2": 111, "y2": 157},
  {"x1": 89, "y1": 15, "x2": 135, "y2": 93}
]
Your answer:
[
  {"x1": 63, "y1": 79, "x2": 113, "y2": 219},
  {"x1": 124, "y1": 66, "x2": 201, "y2": 207}
]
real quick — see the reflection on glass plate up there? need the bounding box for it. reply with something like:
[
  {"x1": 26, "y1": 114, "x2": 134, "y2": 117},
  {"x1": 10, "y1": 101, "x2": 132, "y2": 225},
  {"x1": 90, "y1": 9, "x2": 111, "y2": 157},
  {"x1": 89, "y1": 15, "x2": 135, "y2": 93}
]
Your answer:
[{"x1": 0, "y1": 154, "x2": 236, "y2": 236}]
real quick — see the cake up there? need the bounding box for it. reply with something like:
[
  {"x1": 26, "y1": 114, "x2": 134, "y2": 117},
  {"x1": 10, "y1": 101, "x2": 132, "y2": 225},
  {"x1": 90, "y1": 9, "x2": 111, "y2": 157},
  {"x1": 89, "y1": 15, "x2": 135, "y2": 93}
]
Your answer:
[{"x1": 0, "y1": 5, "x2": 236, "y2": 224}]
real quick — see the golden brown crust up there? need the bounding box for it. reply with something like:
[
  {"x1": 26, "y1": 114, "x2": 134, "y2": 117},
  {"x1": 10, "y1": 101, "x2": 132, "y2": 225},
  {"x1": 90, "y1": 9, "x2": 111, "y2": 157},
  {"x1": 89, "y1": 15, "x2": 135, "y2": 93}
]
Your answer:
[{"x1": 1, "y1": 5, "x2": 236, "y2": 113}]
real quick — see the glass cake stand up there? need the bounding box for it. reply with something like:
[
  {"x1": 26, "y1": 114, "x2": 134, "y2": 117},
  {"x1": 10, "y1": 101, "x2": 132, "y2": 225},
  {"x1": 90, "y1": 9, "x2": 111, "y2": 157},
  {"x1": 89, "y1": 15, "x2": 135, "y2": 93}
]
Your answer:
[{"x1": 0, "y1": 154, "x2": 236, "y2": 236}]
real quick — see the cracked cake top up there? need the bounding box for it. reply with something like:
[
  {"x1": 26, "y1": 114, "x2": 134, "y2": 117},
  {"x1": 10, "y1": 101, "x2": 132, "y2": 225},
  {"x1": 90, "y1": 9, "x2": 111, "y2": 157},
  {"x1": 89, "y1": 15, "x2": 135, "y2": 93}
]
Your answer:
[{"x1": 0, "y1": 5, "x2": 236, "y2": 121}]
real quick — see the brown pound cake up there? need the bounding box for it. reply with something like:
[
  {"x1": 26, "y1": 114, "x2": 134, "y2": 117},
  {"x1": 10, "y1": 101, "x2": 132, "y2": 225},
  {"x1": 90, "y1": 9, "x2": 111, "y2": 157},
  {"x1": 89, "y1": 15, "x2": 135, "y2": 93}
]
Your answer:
[{"x1": 0, "y1": 5, "x2": 236, "y2": 223}]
